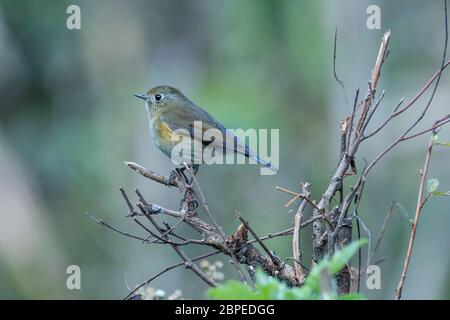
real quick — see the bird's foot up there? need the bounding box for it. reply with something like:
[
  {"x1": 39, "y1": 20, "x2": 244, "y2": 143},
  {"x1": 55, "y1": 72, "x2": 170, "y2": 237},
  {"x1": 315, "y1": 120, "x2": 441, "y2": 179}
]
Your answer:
[
  {"x1": 179, "y1": 190, "x2": 199, "y2": 213},
  {"x1": 168, "y1": 167, "x2": 186, "y2": 185},
  {"x1": 169, "y1": 165, "x2": 199, "y2": 186}
]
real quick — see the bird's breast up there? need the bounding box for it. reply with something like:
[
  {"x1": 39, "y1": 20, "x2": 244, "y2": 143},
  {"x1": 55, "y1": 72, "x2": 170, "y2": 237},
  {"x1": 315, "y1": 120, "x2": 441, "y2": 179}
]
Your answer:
[{"x1": 149, "y1": 117, "x2": 181, "y2": 157}]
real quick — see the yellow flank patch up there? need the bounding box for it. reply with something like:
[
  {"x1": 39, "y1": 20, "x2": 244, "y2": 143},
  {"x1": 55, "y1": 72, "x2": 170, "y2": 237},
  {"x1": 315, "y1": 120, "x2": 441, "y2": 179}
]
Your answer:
[{"x1": 155, "y1": 119, "x2": 182, "y2": 145}]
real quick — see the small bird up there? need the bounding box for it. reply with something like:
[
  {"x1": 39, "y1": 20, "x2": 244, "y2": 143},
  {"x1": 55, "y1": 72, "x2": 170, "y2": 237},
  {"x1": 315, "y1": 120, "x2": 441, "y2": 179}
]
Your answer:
[{"x1": 134, "y1": 85, "x2": 277, "y2": 178}]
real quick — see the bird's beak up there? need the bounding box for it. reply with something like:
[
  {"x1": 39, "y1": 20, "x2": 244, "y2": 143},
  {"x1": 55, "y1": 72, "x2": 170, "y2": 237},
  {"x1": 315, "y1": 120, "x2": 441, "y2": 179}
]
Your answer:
[{"x1": 134, "y1": 93, "x2": 148, "y2": 100}]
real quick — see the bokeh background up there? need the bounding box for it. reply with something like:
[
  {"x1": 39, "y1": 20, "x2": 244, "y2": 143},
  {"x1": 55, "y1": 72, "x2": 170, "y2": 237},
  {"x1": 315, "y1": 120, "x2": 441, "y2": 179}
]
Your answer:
[{"x1": 0, "y1": 0, "x2": 449, "y2": 299}]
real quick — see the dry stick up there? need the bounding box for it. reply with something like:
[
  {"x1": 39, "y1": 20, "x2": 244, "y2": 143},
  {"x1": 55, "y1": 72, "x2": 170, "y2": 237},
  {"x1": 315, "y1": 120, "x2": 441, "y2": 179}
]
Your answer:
[
  {"x1": 123, "y1": 250, "x2": 221, "y2": 300},
  {"x1": 246, "y1": 215, "x2": 323, "y2": 245},
  {"x1": 292, "y1": 183, "x2": 311, "y2": 282},
  {"x1": 183, "y1": 163, "x2": 248, "y2": 284},
  {"x1": 371, "y1": 31, "x2": 391, "y2": 91},
  {"x1": 119, "y1": 188, "x2": 173, "y2": 244},
  {"x1": 137, "y1": 203, "x2": 218, "y2": 288},
  {"x1": 401, "y1": 115, "x2": 450, "y2": 141},
  {"x1": 123, "y1": 164, "x2": 298, "y2": 284},
  {"x1": 395, "y1": 135, "x2": 434, "y2": 300},
  {"x1": 125, "y1": 161, "x2": 177, "y2": 187},
  {"x1": 312, "y1": 30, "x2": 389, "y2": 262},
  {"x1": 236, "y1": 212, "x2": 280, "y2": 268},
  {"x1": 356, "y1": 30, "x2": 390, "y2": 133},
  {"x1": 362, "y1": 0, "x2": 448, "y2": 179},
  {"x1": 372, "y1": 201, "x2": 397, "y2": 257},
  {"x1": 340, "y1": 119, "x2": 349, "y2": 173},
  {"x1": 131, "y1": 190, "x2": 204, "y2": 246},
  {"x1": 135, "y1": 187, "x2": 182, "y2": 218},
  {"x1": 89, "y1": 210, "x2": 195, "y2": 246},
  {"x1": 131, "y1": 210, "x2": 185, "y2": 246},
  {"x1": 87, "y1": 212, "x2": 147, "y2": 242},
  {"x1": 363, "y1": 59, "x2": 450, "y2": 142},
  {"x1": 360, "y1": 90, "x2": 386, "y2": 135},
  {"x1": 119, "y1": 187, "x2": 138, "y2": 216},
  {"x1": 143, "y1": 213, "x2": 187, "y2": 243},
  {"x1": 346, "y1": 88, "x2": 360, "y2": 155},
  {"x1": 161, "y1": 221, "x2": 190, "y2": 241},
  {"x1": 119, "y1": 187, "x2": 216, "y2": 287},
  {"x1": 276, "y1": 186, "x2": 333, "y2": 228},
  {"x1": 286, "y1": 258, "x2": 310, "y2": 272},
  {"x1": 340, "y1": 8, "x2": 449, "y2": 238},
  {"x1": 349, "y1": 184, "x2": 365, "y2": 293},
  {"x1": 352, "y1": 213, "x2": 372, "y2": 292}
]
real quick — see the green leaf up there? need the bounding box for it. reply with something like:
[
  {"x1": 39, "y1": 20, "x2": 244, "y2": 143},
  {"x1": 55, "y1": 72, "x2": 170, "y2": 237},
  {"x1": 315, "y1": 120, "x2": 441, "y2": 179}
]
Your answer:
[
  {"x1": 435, "y1": 141, "x2": 450, "y2": 147},
  {"x1": 432, "y1": 134, "x2": 439, "y2": 143},
  {"x1": 432, "y1": 191, "x2": 450, "y2": 196},
  {"x1": 207, "y1": 239, "x2": 368, "y2": 300},
  {"x1": 427, "y1": 179, "x2": 440, "y2": 193},
  {"x1": 337, "y1": 293, "x2": 366, "y2": 300},
  {"x1": 207, "y1": 280, "x2": 257, "y2": 299},
  {"x1": 327, "y1": 238, "x2": 368, "y2": 274}
]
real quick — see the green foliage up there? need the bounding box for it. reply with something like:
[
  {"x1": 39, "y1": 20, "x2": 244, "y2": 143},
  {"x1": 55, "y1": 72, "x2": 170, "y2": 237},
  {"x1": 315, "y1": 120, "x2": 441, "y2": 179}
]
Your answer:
[
  {"x1": 426, "y1": 178, "x2": 450, "y2": 197},
  {"x1": 207, "y1": 239, "x2": 368, "y2": 300},
  {"x1": 435, "y1": 141, "x2": 450, "y2": 147},
  {"x1": 427, "y1": 178, "x2": 440, "y2": 193},
  {"x1": 432, "y1": 134, "x2": 450, "y2": 147}
]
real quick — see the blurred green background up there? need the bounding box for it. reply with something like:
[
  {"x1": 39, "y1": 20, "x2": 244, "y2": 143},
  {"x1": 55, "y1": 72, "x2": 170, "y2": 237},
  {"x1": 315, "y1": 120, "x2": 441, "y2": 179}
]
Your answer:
[{"x1": 0, "y1": 0, "x2": 449, "y2": 299}]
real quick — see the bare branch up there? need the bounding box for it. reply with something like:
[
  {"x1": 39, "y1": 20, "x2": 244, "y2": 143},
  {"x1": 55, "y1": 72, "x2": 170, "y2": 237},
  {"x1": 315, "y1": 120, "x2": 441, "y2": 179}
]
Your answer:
[
  {"x1": 333, "y1": 28, "x2": 349, "y2": 105},
  {"x1": 87, "y1": 212, "x2": 146, "y2": 242},
  {"x1": 137, "y1": 202, "x2": 218, "y2": 288},
  {"x1": 182, "y1": 163, "x2": 248, "y2": 283},
  {"x1": 356, "y1": 30, "x2": 391, "y2": 133},
  {"x1": 395, "y1": 135, "x2": 435, "y2": 300},
  {"x1": 125, "y1": 161, "x2": 177, "y2": 187},
  {"x1": 123, "y1": 250, "x2": 221, "y2": 300},
  {"x1": 275, "y1": 186, "x2": 333, "y2": 228}
]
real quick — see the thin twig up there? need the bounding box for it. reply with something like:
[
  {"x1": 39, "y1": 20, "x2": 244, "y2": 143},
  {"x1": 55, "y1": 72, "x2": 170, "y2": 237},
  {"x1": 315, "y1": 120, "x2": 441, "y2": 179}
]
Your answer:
[
  {"x1": 275, "y1": 186, "x2": 333, "y2": 228},
  {"x1": 247, "y1": 215, "x2": 323, "y2": 245},
  {"x1": 143, "y1": 213, "x2": 187, "y2": 243},
  {"x1": 372, "y1": 201, "x2": 397, "y2": 257},
  {"x1": 333, "y1": 28, "x2": 349, "y2": 105},
  {"x1": 400, "y1": 115, "x2": 450, "y2": 141},
  {"x1": 363, "y1": 0, "x2": 448, "y2": 179},
  {"x1": 395, "y1": 135, "x2": 435, "y2": 300},
  {"x1": 352, "y1": 213, "x2": 371, "y2": 292},
  {"x1": 137, "y1": 203, "x2": 217, "y2": 288},
  {"x1": 183, "y1": 163, "x2": 248, "y2": 283},
  {"x1": 123, "y1": 250, "x2": 221, "y2": 300},
  {"x1": 356, "y1": 31, "x2": 391, "y2": 133},
  {"x1": 236, "y1": 212, "x2": 280, "y2": 268},
  {"x1": 87, "y1": 212, "x2": 146, "y2": 242},
  {"x1": 346, "y1": 88, "x2": 360, "y2": 154}
]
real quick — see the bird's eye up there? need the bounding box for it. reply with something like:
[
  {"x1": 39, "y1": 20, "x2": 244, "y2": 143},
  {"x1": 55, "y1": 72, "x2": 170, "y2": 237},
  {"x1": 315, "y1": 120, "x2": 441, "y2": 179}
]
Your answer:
[{"x1": 154, "y1": 94, "x2": 163, "y2": 101}]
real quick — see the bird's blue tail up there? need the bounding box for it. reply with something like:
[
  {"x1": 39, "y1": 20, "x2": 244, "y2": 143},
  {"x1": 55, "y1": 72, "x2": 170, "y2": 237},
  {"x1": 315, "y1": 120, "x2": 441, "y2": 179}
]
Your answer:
[{"x1": 254, "y1": 156, "x2": 278, "y2": 172}]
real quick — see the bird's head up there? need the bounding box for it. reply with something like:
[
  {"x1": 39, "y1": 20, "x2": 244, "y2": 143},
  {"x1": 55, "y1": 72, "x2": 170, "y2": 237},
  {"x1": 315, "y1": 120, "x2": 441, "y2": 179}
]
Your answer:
[{"x1": 134, "y1": 85, "x2": 186, "y2": 115}]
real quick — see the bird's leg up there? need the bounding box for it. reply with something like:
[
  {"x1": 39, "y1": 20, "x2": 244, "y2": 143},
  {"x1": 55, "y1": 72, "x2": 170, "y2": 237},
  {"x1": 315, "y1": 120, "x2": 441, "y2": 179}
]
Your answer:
[
  {"x1": 168, "y1": 167, "x2": 186, "y2": 185},
  {"x1": 173, "y1": 164, "x2": 199, "y2": 212},
  {"x1": 169, "y1": 164, "x2": 199, "y2": 185}
]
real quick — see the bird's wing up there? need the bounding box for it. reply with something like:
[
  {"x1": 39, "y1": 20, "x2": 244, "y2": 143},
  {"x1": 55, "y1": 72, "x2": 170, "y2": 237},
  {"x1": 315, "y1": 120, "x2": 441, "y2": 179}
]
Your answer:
[
  {"x1": 160, "y1": 106, "x2": 249, "y2": 155},
  {"x1": 160, "y1": 105, "x2": 277, "y2": 171}
]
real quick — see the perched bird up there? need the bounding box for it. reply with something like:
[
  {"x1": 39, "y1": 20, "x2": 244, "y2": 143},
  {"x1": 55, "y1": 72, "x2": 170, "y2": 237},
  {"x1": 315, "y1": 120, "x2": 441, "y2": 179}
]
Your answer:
[{"x1": 134, "y1": 85, "x2": 277, "y2": 177}]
